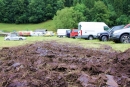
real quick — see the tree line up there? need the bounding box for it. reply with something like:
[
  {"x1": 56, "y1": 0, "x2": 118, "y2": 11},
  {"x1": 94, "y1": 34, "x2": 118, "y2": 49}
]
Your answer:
[
  {"x1": 0, "y1": 0, "x2": 64, "y2": 23},
  {"x1": 54, "y1": 0, "x2": 130, "y2": 28},
  {"x1": 0, "y1": 0, "x2": 130, "y2": 28}
]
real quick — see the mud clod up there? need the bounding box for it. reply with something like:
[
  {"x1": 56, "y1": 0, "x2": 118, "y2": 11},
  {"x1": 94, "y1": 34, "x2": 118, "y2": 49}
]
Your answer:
[{"x1": 0, "y1": 41, "x2": 130, "y2": 86}]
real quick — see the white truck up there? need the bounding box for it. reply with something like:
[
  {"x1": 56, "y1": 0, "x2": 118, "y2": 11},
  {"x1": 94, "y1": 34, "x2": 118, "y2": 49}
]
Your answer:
[
  {"x1": 78, "y1": 22, "x2": 110, "y2": 40},
  {"x1": 57, "y1": 29, "x2": 71, "y2": 37}
]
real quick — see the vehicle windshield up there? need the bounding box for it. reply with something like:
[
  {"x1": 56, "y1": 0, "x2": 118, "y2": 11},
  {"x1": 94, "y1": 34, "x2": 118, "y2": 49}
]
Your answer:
[
  {"x1": 78, "y1": 25, "x2": 81, "y2": 30},
  {"x1": 66, "y1": 30, "x2": 71, "y2": 33},
  {"x1": 71, "y1": 29, "x2": 78, "y2": 32},
  {"x1": 107, "y1": 25, "x2": 125, "y2": 32},
  {"x1": 73, "y1": 29, "x2": 78, "y2": 32}
]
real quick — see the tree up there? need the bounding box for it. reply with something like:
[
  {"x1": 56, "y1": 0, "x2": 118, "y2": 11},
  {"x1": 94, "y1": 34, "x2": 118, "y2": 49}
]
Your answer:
[
  {"x1": 0, "y1": 0, "x2": 65, "y2": 23},
  {"x1": 0, "y1": 0, "x2": 4, "y2": 22},
  {"x1": 2, "y1": 0, "x2": 15, "y2": 23},
  {"x1": 113, "y1": 0, "x2": 123, "y2": 16},
  {"x1": 0, "y1": 0, "x2": 30, "y2": 23},
  {"x1": 44, "y1": 0, "x2": 64, "y2": 20},
  {"x1": 73, "y1": 3, "x2": 86, "y2": 14},
  {"x1": 107, "y1": 4, "x2": 117, "y2": 26},
  {"x1": 123, "y1": 0, "x2": 130, "y2": 16},
  {"x1": 28, "y1": 0, "x2": 46, "y2": 23},
  {"x1": 56, "y1": 0, "x2": 65, "y2": 9},
  {"x1": 53, "y1": 7, "x2": 85, "y2": 29},
  {"x1": 116, "y1": 15, "x2": 129, "y2": 25},
  {"x1": 0, "y1": 0, "x2": 129, "y2": 25},
  {"x1": 73, "y1": 3, "x2": 90, "y2": 21},
  {"x1": 13, "y1": 0, "x2": 30, "y2": 23},
  {"x1": 81, "y1": 0, "x2": 95, "y2": 9},
  {"x1": 64, "y1": 0, "x2": 73, "y2": 7},
  {"x1": 91, "y1": 1, "x2": 110, "y2": 24}
]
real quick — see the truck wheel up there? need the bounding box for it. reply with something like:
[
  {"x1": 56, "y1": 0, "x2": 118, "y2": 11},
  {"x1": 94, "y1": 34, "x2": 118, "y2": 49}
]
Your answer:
[
  {"x1": 88, "y1": 36, "x2": 94, "y2": 40},
  {"x1": 101, "y1": 36, "x2": 108, "y2": 41},
  {"x1": 120, "y1": 34, "x2": 130, "y2": 43}
]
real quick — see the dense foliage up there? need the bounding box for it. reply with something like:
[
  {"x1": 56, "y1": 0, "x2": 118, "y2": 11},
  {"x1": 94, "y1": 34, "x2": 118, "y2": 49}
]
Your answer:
[
  {"x1": 0, "y1": 0, "x2": 64, "y2": 23},
  {"x1": 0, "y1": 0, "x2": 129, "y2": 27},
  {"x1": 53, "y1": 0, "x2": 130, "y2": 29},
  {"x1": 53, "y1": 6, "x2": 86, "y2": 29}
]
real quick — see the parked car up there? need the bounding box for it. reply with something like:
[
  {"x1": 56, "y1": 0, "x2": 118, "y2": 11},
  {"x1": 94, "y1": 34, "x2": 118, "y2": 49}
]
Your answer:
[
  {"x1": 97, "y1": 25, "x2": 124, "y2": 41},
  {"x1": 78, "y1": 22, "x2": 110, "y2": 40},
  {"x1": 66, "y1": 30, "x2": 71, "y2": 38},
  {"x1": 5, "y1": 33, "x2": 26, "y2": 41},
  {"x1": 111, "y1": 24, "x2": 130, "y2": 43},
  {"x1": 70, "y1": 29, "x2": 78, "y2": 38}
]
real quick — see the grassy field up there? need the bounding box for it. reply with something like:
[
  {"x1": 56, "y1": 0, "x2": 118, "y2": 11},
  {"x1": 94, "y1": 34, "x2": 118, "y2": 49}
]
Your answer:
[
  {"x1": 0, "y1": 36, "x2": 130, "y2": 52},
  {"x1": 0, "y1": 19, "x2": 130, "y2": 52},
  {"x1": 0, "y1": 20, "x2": 56, "y2": 32}
]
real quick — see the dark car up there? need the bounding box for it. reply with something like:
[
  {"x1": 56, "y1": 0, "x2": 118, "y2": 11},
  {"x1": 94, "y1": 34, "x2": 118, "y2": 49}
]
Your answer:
[
  {"x1": 66, "y1": 30, "x2": 71, "y2": 38},
  {"x1": 97, "y1": 25, "x2": 124, "y2": 41}
]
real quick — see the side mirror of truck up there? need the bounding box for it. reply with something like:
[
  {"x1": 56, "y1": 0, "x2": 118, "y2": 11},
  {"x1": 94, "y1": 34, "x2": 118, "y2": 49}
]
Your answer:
[{"x1": 104, "y1": 26, "x2": 110, "y2": 30}]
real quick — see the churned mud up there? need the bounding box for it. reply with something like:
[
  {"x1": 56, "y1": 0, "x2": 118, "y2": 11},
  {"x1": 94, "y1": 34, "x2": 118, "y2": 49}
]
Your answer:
[{"x1": 0, "y1": 41, "x2": 130, "y2": 87}]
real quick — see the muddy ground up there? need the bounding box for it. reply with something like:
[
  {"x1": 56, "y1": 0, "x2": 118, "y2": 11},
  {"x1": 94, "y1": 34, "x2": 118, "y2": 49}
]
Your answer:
[{"x1": 0, "y1": 41, "x2": 130, "y2": 87}]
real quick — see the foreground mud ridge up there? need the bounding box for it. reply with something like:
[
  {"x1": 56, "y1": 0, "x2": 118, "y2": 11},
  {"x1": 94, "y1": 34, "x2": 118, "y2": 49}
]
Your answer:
[{"x1": 0, "y1": 41, "x2": 130, "y2": 87}]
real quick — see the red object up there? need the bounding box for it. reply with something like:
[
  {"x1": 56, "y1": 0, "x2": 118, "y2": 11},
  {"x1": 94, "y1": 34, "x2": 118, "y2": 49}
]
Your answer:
[
  {"x1": 124, "y1": 24, "x2": 130, "y2": 28},
  {"x1": 18, "y1": 31, "x2": 31, "y2": 36},
  {"x1": 70, "y1": 29, "x2": 78, "y2": 38},
  {"x1": 80, "y1": 30, "x2": 82, "y2": 36}
]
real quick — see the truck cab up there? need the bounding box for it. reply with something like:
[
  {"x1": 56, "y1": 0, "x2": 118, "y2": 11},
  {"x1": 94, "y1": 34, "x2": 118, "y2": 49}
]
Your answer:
[{"x1": 70, "y1": 29, "x2": 78, "y2": 38}]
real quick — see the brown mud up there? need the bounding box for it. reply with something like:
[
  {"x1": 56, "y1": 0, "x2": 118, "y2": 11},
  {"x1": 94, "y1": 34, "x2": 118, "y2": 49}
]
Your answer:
[{"x1": 0, "y1": 41, "x2": 130, "y2": 87}]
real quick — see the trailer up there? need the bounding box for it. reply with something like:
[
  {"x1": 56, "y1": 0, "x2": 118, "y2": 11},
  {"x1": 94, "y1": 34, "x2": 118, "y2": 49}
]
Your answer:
[
  {"x1": 57, "y1": 29, "x2": 71, "y2": 37},
  {"x1": 31, "y1": 32, "x2": 44, "y2": 36},
  {"x1": 18, "y1": 31, "x2": 33, "y2": 36}
]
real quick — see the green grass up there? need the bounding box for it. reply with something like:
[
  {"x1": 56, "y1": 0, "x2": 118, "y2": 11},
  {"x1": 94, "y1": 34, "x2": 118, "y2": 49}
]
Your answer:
[
  {"x1": 56, "y1": 38, "x2": 130, "y2": 52},
  {"x1": 0, "y1": 36, "x2": 130, "y2": 52},
  {"x1": 0, "y1": 20, "x2": 56, "y2": 32}
]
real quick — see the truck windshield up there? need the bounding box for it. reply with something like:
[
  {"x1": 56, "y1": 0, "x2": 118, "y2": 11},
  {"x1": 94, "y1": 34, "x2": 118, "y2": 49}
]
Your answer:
[
  {"x1": 74, "y1": 29, "x2": 78, "y2": 32},
  {"x1": 66, "y1": 30, "x2": 71, "y2": 33},
  {"x1": 104, "y1": 26, "x2": 110, "y2": 31},
  {"x1": 78, "y1": 25, "x2": 81, "y2": 30}
]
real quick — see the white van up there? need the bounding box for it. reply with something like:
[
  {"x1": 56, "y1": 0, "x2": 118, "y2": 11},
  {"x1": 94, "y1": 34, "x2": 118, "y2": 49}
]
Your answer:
[
  {"x1": 78, "y1": 22, "x2": 110, "y2": 40},
  {"x1": 57, "y1": 29, "x2": 71, "y2": 37}
]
